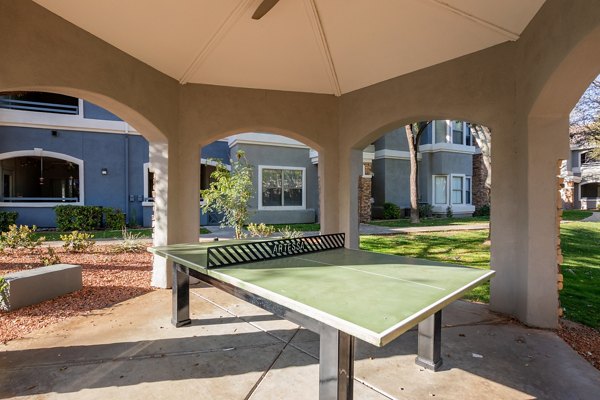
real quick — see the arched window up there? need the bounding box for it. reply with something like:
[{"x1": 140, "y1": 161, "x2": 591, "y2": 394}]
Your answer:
[{"x1": 0, "y1": 150, "x2": 84, "y2": 206}]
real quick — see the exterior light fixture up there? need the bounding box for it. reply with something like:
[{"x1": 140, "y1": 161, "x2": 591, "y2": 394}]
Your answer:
[{"x1": 101, "y1": 168, "x2": 108, "y2": 175}]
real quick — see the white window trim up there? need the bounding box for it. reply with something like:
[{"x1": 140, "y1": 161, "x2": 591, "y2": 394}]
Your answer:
[
  {"x1": 258, "y1": 165, "x2": 306, "y2": 210},
  {"x1": 431, "y1": 120, "x2": 473, "y2": 149},
  {"x1": 432, "y1": 174, "x2": 449, "y2": 205},
  {"x1": 0, "y1": 149, "x2": 84, "y2": 207},
  {"x1": 142, "y1": 162, "x2": 154, "y2": 206},
  {"x1": 432, "y1": 174, "x2": 472, "y2": 207},
  {"x1": 450, "y1": 174, "x2": 473, "y2": 205},
  {"x1": 578, "y1": 182, "x2": 600, "y2": 201}
]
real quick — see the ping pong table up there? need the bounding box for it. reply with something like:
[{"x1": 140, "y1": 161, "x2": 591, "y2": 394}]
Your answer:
[{"x1": 150, "y1": 233, "x2": 494, "y2": 400}]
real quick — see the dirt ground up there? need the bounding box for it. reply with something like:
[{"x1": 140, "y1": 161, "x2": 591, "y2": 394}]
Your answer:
[{"x1": 1, "y1": 246, "x2": 598, "y2": 371}]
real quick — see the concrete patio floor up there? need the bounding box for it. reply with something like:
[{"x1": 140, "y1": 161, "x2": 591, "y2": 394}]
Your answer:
[{"x1": 1, "y1": 286, "x2": 599, "y2": 400}]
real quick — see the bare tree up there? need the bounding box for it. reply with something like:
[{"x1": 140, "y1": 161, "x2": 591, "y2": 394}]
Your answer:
[
  {"x1": 570, "y1": 76, "x2": 600, "y2": 154},
  {"x1": 469, "y1": 123, "x2": 492, "y2": 240},
  {"x1": 405, "y1": 121, "x2": 431, "y2": 223}
]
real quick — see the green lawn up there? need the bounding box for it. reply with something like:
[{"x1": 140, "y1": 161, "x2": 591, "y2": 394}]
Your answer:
[
  {"x1": 367, "y1": 216, "x2": 489, "y2": 228},
  {"x1": 361, "y1": 221, "x2": 600, "y2": 329},
  {"x1": 562, "y1": 210, "x2": 593, "y2": 221},
  {"x1": 269, "y1": 223, "x2": 320, "y2": 232}
]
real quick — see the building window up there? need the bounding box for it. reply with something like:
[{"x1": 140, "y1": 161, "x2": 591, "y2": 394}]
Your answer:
[
  {"x1": 452, "y1": 176, "x2": 464, "y2": 204},
  {"x1": 433, "y1": 175, "x2": 448, "y2": 204},
  {"x1": 434, "y1": 120, "x2": 448, "y2": 143},
  {"x1": 466, "y1": 177, "x2": 472, "y2": 204},
  {"x1": 259, "y1": 166, "x2": 305, "y2": 209},
  {"x1": 0, "y1": 152, "x2": 81, "y2": 203},
  {"x1": 143, "y1": 162, "x2": 154, "y2": 202},
  {"x1": 581, "y1": 183, "x2": 600, "y2": 198},
  {"x1": 452, "y1": 121, "x2": 464, "y2": 145},
  {"x1": 432, "y1": 120, "x2": 471, "y2": 146}
]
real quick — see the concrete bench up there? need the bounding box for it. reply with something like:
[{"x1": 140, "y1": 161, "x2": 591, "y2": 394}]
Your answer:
[{"x1": 1, "y1": 264, "x2": 82, "y2": 311}]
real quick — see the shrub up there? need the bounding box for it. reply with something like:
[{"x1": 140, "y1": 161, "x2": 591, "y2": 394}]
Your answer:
[
  {"x1": 383, "y1": 203, "x2": 401, "y2": 219},
  {"x1": 0, "y1": 211, "x2": 18, "y2": 232},
  {"x1": 0, "y1": 224, "x2": 45, "y2": 251},
  {"x1": 61, "y1": 231, "x2": 95, "y2": 252},
  {"x1": 105, "y1": 208, "x2": 126, "y2": 230},
  {"x1": 247, "y1": 223, "x2": 275, "y2": 238},
  {"x1": 112, "y1": 228, "x2": 147, "y2": 253},
  {"x1": 39, "y1": 247, "x2": 61, "y2": 265},
  {"x1": 446, "y1": 206, "x2": 453, "y2": 218},
  {"x1": 278, "y1": 226, "x2": 302, "y2": 239},
  {"x1": 418, "y1": 203, "x2": 433, "y2": 218},
  {"x1": 473, "y1": 204, "x2": 490, "y2": 217},
  {"x1": 0, "y1": 277, "x2": 8, "y2": 311},
  {"x1": 55, "y1": 205, "x2": 103, "y2": 231}
]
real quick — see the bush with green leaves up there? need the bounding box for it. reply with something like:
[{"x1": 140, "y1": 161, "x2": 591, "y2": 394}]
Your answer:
[
  {"x1": 201, "y1": 151, "x2": 254, "y2": 239},
  {"x1": 418, "y1": 203, "x2": 433, "y2": 218},
  {"x1": 247, "y1": 223, "x2": 275, "y2": 238},
  {"x1": 55, "y1": 205, "x2": 103, "y2": 231},
  {"x1": 111, "y1": 228, "x2": 146, "y2": 253},
  {"x1": 0, "y1": 224, "x2": 45, "y2": 251},
  {"x1": 0, "y1": 277, "x2": 8, "y2": 311},
  {"x1": 278, "y1": 225, "x2": 303, "y2": 239},
  {"x1": 446, "y1": 206, "x2": 453, "y2": 218},
  {"x1": 39, "y1": 247, "x2": 61, "y2": 265},
  {"x1": 104, "y1": 208, "x2": 126, "y2": 230},
  {"x1": 473, "y1": 204, "x2": 490, "y2": 217},
  {"x1": 0, "y1": 211, "x2": 18, "y2": 232},
  {"x1": 60, "y1": 231, "x2": 95, "y2": 252},
  {"x1": 383, "y1": 202, "x2": 401, "y2": 219}
]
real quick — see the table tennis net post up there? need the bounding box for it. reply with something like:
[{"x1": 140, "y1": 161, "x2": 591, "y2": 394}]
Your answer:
[{"x1": 206, "y1": 233, "x2": 345, "y2": 268}]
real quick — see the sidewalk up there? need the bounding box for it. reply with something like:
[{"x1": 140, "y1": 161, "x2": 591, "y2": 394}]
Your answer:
[
  {"x1": 199, "y1": 222, "x2": 490, "y2": 240},
  {"x1": 2, "y1": 286, "x2": 598, "y2": 399}
]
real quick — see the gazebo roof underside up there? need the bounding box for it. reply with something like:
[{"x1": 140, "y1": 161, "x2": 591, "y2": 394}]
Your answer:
[{"x1": 33, "y1": 0, "x2": 545, "y2": 96}]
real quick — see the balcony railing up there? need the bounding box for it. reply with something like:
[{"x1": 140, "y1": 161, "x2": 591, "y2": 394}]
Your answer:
[{"x1": 0, "y1": 98, "x2": 79, "y2": 115}]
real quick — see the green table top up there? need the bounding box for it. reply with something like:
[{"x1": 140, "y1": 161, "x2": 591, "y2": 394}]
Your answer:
[{"x1": 151, "y1": 242, "x2": 494, "y2": 346}]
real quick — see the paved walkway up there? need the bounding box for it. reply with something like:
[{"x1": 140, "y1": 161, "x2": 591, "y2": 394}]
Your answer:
[
  {"x1": 2, "y1": 287, "x2": 598, "y2": 399},
  {"x1": 582, "y1": 211, "x2": 600, "y2": 222},
  {"x1": 199, "y1": 222, "x2": 490, "y2": 241}
]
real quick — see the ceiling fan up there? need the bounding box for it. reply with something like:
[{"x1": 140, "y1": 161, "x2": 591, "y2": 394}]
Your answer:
[{"x1": 252, "y1": 0, "x2": 280, "y2": 20}]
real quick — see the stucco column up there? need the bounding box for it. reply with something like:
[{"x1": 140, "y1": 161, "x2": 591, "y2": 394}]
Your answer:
[
  {"x1": 490, "y1": 117, "x2": 568, "y2": 329},
  {"x1": 524, "y1": 116, "x2": 569, "y2": 328},
  {"x1": 150, "y1": 139, "x2": 200, "y2": 288},
  {"x1": 338, "y1": 147, "x2": 363, "y2": 249},
  {"x1": 318, "y1": 146, "x2": 340, "y2": 234},
  {"x1": 149, "y1": 141, "x2": 170, "y2": 288}
]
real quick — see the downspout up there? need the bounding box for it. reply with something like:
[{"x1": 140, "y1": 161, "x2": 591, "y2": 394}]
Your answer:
[{"x1": 124, "y1": 134, "x2": 130, "y2": 225}]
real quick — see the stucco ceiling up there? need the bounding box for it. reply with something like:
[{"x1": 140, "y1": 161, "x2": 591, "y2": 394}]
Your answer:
[{"x1": 34, "y1": 0, "x2": 545, "y2": 96}]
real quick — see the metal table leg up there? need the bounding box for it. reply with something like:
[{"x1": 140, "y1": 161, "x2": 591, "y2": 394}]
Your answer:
[
  {"x1": 172, "y1": 263, "x2": 191, "y2": 327},
  {"x1": 319, "y1": 325, "x2": 354, "y2": 400},
  {"x1": 415, "y1": 310, "x2": 442, "y2": 370}
]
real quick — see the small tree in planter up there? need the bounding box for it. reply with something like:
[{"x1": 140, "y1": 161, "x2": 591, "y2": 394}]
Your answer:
[{"x1": 201, "y1": 151, "x2": 254, "y2": 239}]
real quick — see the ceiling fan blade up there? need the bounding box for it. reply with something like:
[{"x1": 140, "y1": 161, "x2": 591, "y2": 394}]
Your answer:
[{"x1": 252, "y1": 0, "x2": 279, "y2": 20}]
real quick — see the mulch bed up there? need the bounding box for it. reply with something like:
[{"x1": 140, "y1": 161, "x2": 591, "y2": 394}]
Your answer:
[
  {"x1": 558, "y1": 320, "x2": 600, "y2": 370},
  {"x1": 0, "y1": 245, "x2": 153, "y2": 344},
  {"x1": 1, "y1": 246, "x2": 599, "y2": 373}
]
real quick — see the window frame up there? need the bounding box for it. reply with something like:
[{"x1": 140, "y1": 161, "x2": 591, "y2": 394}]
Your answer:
[
  {"x1": 432, "y1": 120, "x2": 471, "y2": 146},
  {"x1": 432, "y1": 175, "x2": 449, "y2": 205},
  {"x1": 258, "y1": 165, "x2": 306, "y2": 210},
  {"x1": 0, "y1": 149, "x2": 84, "y2": 207}
]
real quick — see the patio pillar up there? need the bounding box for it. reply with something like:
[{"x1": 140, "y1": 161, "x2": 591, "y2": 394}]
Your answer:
[
  {"x1": 490, "y1": 116, "x2": 568, "y2": 329},
  {"x1": 318, "y1": 146, "x2": 340, "y2": 235},
  {"x1": 338, "y1": 147, "x2": 363, "y2": 249},
  {"x1": 150, "y1": 140, "x2": 200, "y2": 288},
  {"x1": 524, "y1": 116, "x2": 569, "y2": 328}
]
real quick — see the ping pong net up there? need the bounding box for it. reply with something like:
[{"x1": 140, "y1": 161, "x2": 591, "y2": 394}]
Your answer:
[{"x1": 206, "y1": 233, "x2": 345, "y2": 268}]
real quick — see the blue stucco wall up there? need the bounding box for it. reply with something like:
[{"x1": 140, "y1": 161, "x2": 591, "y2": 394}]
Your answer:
[
  {"x1": 0, "y1": 126, "x2": 149, "y2": 228},
  {"x1": 82, "y1": 101, "x2": 121, "y2": 121}
]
